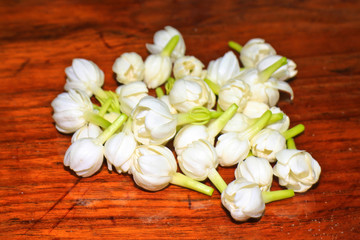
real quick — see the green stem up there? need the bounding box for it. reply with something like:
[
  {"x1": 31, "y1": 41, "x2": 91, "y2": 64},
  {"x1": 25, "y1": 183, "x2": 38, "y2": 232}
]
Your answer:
[
  {"x1": 239, "y1": 110, "x2": 272, "y2": 140},
  {"x1": 176, "y1": 107, "x2": 223, "y2": 126},
  {"x1": 165, "y1": 77, "x2": 175, "y2": 94},
  {"x1": 228, "y1": 41, "x2": 242, "y2": 53},
  {"x1": 83, "y1": 111, "x2": 111, "y2": 129},
  {"x1": 161, "y1": 35, "x2": 180, "y2": 57},
  {"x1": 204, "y1": 78, "x2": 220, "y2": 95},
  {"x1": 170, "y1": 172, "x2": 214, "y2": 196},
  {"x1": 96, "y1": 114, "x2": 128, "y2": 144},
  {"x1": 282, "y1": 124, "x2": 305, "y2": 140},
  {"x1": 210, "y1": 110, "x2": 223, "y2": 119},
  {"x1": 286, "y1": 138, "x2": 297, "y2": 149},
  {"x1": 207, "y1": 103, "x2": 238, "y2": 140},
  {"x1": 155, "y1": 87, "x2": 165, "y2": 98},
  {"x1": 258, "y1": 57, "x2": 287, "y2": 83},
  {"x1": 93, "y1": 86, "x2": 108, "y2": 101},
  {"x1": 93, "y1": 104, "x2": 101, "y2": 111},
  {"x1": 208, "y1": 168, "x2": 227, "y2": 193},
  {"x1": 262, "y1": 189, "x2": 295, "y2": 204},
  {"x1": 267, "y1": 113, "x2": 284, "y2": 125},
  {"x1": 98, "y1": 98, "x2": 112, "y2": 117}
]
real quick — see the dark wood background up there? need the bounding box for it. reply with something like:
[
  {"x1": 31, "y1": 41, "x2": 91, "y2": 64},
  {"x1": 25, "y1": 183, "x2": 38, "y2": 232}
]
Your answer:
[{"x1": 1, "y1": 0, "x2": 359, "y2": 239}]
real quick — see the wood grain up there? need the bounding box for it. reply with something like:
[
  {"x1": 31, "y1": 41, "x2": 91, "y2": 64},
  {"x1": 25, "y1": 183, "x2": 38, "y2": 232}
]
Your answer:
[{"x1": 1, "y1": 0, "x2": 359, "y2": 239}]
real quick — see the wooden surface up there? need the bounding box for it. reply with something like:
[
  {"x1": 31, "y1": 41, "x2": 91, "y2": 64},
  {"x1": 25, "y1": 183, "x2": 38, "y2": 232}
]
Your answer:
[{"x1": 1, "y1": 0, "x2": 360, "y2": 239}]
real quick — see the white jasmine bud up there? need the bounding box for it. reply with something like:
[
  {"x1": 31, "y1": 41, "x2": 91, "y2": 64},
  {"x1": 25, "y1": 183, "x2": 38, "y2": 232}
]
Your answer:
[
  {"x1": 146, "y1": 26, "x2": 186, "y2": 61},
  {"x1": 112, "y1": 52, "x2": 145, "y2": 84},
  {"x1": 65, "y1": 58, "x2": 105, "y2": 97},
  {"x1": 221, "y1": 113, "x2": 251, "y2": 134},
  {"x1": 104, "y1": 119, "x2": 138, "y2": 173},
  {"x1": 221, "y1": 178, "x2": 265, "y2": 221},
  {"x1": 143, "y1": 54, "x2": 172, "y2": 89},
  {"x1": 266, "y1": 107, "x2": 290, "y2": 133},
  {"x1": 273, "y1": 138, "x2": 321, "y2": 192},
  {"x1": 131, "y1": 96, "x2": 177, "y2": 145},
  {"x1": 159, "y1": 95, "x2": 178, "y2": 114},
  {"x1": 251, "y1": 128, "x2": 286, "y2": 162},
  {"x1": 242, "y1": 101, "x2": 269, "y2": 119},
  {"x1": 116, "y1": 81, "x2": 149, "y2": 116},
  {"x1": 240, "y1": 38, "x2": 276, "y2": 68},
  {"x1": 257, "y1": 55, "x2": 297, "y2": 81},
  {"x1": 173, "y1": 56, "x2": 205, "y2": 79},
  {"x1": 218, "y1": 79, "x2": 251, "y2": 112},
  {"x1": 71, "y1": 123, "x2": 102, "y2": 143},
  {"x1": 235, "y1": 156, "x2": 273, "y2": 191},
  {"x1": 169, "y1": 76, "x2": 216, "y2": 113},
  {"x1": 131, "y1": 145, "x2": 213, "y2": 196},
  {"x1": 206, "y1": 51, "x2": 242, "y2": 87},
  {"x1": 178, "y1": 139, "x2": 227, "y2": 192},
  {"x1": 51, "y1": 89, "x2": 94, "y2": 134}
]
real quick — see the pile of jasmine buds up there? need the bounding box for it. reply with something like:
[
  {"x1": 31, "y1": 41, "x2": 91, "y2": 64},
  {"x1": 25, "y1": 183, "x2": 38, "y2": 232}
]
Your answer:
[{"x1": 51, "y1": 26, "x2": 321, "y2": 222}]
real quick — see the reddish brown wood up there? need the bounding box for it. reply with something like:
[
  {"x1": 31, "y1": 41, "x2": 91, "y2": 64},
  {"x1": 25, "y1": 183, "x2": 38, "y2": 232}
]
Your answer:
[{"x1": 1, "y1": 0, "x2": 359, "y2": 239}]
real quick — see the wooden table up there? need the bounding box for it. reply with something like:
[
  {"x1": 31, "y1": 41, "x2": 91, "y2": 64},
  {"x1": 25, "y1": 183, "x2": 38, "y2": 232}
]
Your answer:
[{"x1": 1, "y1": 0, "x2": 359, "y2": 239}]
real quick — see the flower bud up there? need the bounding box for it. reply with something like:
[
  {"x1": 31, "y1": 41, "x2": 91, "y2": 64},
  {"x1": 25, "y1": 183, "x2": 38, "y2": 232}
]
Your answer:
[
  {"x1": 221, "y1": 113, "x2": 251, "y2": 134},
  {"x1": 251, "y1": 129, "x2": 286, "y2": 162},
  {"x1": 177, "y1": 139, "x2": 218, "y2": 181},
  {"x1": 130, "y1": 145, "x2": 177, "y2": 191},
  {"x1": 274, "y1": 149, "x2": 321, "y2": 192},
  {"x1": 64, "y1": 138, "x2": 104, "y2": 177},
  {"x1": 215, "y1": 132, "x2": 250, "y2": 167},
  {"x1": 257, "y1": 55, "x2": 297, "y2": 81},
  {"x1": 218, "y1": 79, "x2": 251, "y2": 112},
  {"x1": 221, "y1": 178, "x2": 265, "y2": 222},
  {"x1": 173, "y1": 56, "x2": 205, "y2": 79},
  {"x1": 173, "y1": 125, "x2": 210, "y2": 155},
  {"x1": 51, "y1": 89, "x2": 93, "y2": 134},
  {"x1": 206, "y1": 51, "x2": 242, "y2": 87},
  {"x1": 159, "y1": 95, "x2": 178, "y2": 114},
  {"x1": 131, "y1": 96, "x2": 177, "y2": 145},
  {"x1": 242, "y1": 101, "x2": 269, "y2": 119},
  {"x1": 240, "y1": 38, "x2": 276, "y2": 68},
  {"x1": 116, "y1": 81, "x2": 149, "y2": 116},
  {"x1": 144, "y1": 54, "x2": 172, "y2": 89},
  {"x1": 64, "y1": 58, "x2": 104, "y2": 97},
  {"x1": 266, "y1": 107, "x2": 290, "y2": 133},
  {"x1": 112, "y1": 52, "x2": 145, "y2": 84},
  {"x1": 146, "y1": 26, "x2": 186, "y2": 61},
  {"x1": 235, "y1": 156, "x2": 273, "y2": 191},
  {"x1": 71, "y1": 123, "x2": 102, "y2": 143},
  {"x1": 169, "y1": 76, "x2": 215, "y2": 113}
]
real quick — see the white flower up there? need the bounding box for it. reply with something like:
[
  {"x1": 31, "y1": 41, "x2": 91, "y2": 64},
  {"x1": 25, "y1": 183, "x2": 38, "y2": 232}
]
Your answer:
[
  {"x1": 71, "y1": 123, "x2": 102, "y2": 143},
  {"x1": 257, "y1": 55, "x2": 297, "y2": 81},
  {"x1": 173, "y1": 125, "x2": 210, "y2": 155},
  {"x1": 235, "y1": 156, "x2": 273, "y2": 191},
  {"x1": 215, "y1": 132, "x2": 250, "y2": 167},
  {"x1": 206, "y1": 51, "x2": 242, "y2": 87},
  {"x1": 240, "y1": 38, "x2": 276, "y2": 68},
  {"x1": 131, "y1": 96, "x2": 177, "y2": 145},
  {"x1": 143, "y1": 54, "x2": 172, "y2": 89},
  {"x1": 274, "y1": 149, "x2": 321, "y2": 192},
  {"x1": 221, "y1": 178, "x2": 265, "y2": 222},
  {"x1": 173, "y1": 56, "x2": 205, "y2": 79},
  {"x1": 218, "y1": 79, "x2": 251, "y2": 112},
  {"x1": 130, "y1": 145, "x2": 177, "y2": 191},
  {"x1": 112, "y1": 52, "x2": 145, "y2": 84},
  {"x1": 242, "y1": 101, "x2": 269, "y2": 119},
  {"x1": 116, "y1": 81, "x2": 148, "y2": 116},
  {"x1": 64, "y1": 58, "x2": 104, "y2": 97},
  {"x1": 169, "y1": 76, "x2": 215, "y2": 113},
  {"x1": 266, "y1": 107, "x2": 290, "y2": 133},
  {"x1": 221, "y1": 113, "x2": 251, "y2": 134},
  {"x1": 64, "y1": 138, "x2": 104, "y2": 177},
  {"x1": 146, "y1": 26, "x2": 186, "y2": 61},
  {"x1": 51, "y1": 89, "x2": 93, "y2": 134},
  {"x1": 104, "y1": 120, "x2": 138, "y2": 174},
  {"x1": 251, "y1": 128, "x2": 286, "y2": 162},
  {"x1": 177, "y1": 139, "x2": 218, "y2": 181}
]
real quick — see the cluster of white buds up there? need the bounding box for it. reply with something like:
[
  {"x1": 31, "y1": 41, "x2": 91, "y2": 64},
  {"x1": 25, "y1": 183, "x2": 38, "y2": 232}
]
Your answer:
[{"x1": 51, "y1": 26, "x2": 320, "y2": 223}]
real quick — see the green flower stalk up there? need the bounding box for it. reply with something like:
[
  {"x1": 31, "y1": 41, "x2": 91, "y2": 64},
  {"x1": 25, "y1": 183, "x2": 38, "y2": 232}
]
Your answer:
[
  {"x1": 165, "y1": 77, "x2": 176, "y2": 94},
  {"x1": 155, "y1": 87, "x2": 165, "y2": 98},
  {"x1": 261, "y1": 189, "x2": 295, "y2": 203},
  {"x1": 204, "y1": 78, "x2": 220, "y2": 95},
  {"x1": 176, "y1": 106, "x2": 223, "y2": 126},
  {"x1": 161, "y1": 35, "x2": 180, "y2": 57},
  {"x1": 228, "y1": 40, "x2": 242, "y2": 53},
  {"x1": 83, "y1": 111, "x2": 111, "y2": 129},
  {"x1": 282, "y1": 124, "x2": 305, "y2": 140},
  {"x1": 170, "y1": 172, "x2": 214, "y2": 196},
  {"x1": 258, "y1": 57, "x2": 287, "y2": 83}
]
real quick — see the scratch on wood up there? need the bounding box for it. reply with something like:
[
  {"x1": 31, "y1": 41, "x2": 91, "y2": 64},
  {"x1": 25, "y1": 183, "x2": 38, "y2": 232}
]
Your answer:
[
  {"x1": 14, "y1": 58, "x2": 30, "y2": 76},
  {"x1": 49, "y1": 203, "x2": 76, "y2": 233},
  {"x1": 98, "y1": 31, "x2": 113, "y2": 49},
  {"x1": 188, "y1": 194, "x2": 192, "y2": 209},
  {"x1": 24, "y1": 178, "x2": 81, "y2": 234}
]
